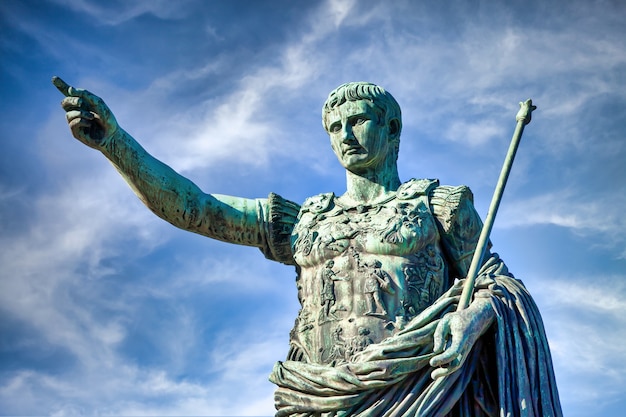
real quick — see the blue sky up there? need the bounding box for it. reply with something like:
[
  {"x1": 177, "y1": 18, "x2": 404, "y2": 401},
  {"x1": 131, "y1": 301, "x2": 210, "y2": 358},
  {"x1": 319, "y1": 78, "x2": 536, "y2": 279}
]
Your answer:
[{"x1": 1, "y1": 0, "x2": 625, "y2": 415}]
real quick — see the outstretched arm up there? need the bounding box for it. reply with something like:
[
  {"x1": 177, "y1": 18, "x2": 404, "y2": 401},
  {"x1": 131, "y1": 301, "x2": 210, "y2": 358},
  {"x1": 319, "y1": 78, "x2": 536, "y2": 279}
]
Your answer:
[{"x1": 53, "y1": 76, "x2": 266, "y2": 247}]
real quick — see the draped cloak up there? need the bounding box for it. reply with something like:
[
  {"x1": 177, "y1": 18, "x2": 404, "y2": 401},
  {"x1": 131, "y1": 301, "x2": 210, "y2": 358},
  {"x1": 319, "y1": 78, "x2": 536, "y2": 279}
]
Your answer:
[{"x1": 258, "y1": 179, "x2": 562, "y2": 417}]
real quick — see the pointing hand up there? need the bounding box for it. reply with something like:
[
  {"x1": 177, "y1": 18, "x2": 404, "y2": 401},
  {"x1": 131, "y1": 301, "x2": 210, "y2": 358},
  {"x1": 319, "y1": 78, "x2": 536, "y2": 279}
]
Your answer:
[{"x1": 53, "y1": 76, "x2": 119, "y2": 149}]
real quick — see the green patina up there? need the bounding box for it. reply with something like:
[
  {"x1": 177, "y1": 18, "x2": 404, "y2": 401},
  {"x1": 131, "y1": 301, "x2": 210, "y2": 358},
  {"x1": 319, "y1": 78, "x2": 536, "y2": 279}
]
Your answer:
[{"x1": 54, "y1": 76, "x2": 561, "y2": 416}]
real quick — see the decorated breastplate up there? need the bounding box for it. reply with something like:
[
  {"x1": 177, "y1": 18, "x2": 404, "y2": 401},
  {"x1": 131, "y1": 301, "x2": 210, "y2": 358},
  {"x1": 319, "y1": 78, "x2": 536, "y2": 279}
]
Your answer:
[{"x1": 287, "y1": 180, "x2": 449, "y2": 365}]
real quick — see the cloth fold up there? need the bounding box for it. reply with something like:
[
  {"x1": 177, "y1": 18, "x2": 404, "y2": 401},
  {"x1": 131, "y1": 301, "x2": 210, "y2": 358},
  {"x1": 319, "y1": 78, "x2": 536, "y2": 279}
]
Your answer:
[{"x1": 270, "y1": 255, "x2": 562, "y2": 417}]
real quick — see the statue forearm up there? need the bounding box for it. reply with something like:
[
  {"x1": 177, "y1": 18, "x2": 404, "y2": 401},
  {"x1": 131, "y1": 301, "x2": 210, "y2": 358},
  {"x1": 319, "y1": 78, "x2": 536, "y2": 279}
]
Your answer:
[
  {"x1": 102, "y1": 128, "x2": 198, "y2": 226},
  {"x1": 101, "y1": 129, "x2": 266, "y2": 247}
]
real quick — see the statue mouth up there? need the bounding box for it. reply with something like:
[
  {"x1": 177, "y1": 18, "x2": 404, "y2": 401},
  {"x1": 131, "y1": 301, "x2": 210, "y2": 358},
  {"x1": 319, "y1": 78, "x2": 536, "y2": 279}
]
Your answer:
[{"x1": 344, "y1": 147, "x2": 363, "y2": 155}]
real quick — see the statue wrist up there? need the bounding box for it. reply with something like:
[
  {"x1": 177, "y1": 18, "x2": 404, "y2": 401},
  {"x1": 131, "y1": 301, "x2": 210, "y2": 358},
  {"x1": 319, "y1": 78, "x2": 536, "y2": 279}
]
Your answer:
[
  {"x1": 100, "y1": 127, "x2": 129, "y2": 158},
  {"x1": 467, "y1": 296, "x2": 496, "y2": 330}
]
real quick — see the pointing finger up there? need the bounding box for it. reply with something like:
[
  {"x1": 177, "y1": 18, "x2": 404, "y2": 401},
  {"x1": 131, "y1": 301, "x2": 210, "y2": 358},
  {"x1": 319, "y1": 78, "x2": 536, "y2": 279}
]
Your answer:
[
  {"x1": 52, "y1": 76, "x2": 72, "y2": 97},
  {"x1": 52, "y1": 76, "x2": 93, "y2": 102}
]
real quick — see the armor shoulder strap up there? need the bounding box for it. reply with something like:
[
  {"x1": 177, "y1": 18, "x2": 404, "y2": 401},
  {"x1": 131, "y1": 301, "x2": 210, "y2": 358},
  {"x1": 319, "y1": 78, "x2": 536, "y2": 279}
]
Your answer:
[
  {"x1": 429, "y1": 185, "x2": 474, "y2": 233},
  {"x1": 396, "y1": 178, "x2": 440, "y2": 200},
  {"x1": 429, "y1": 185, "x2": 485, "y2": 278},
  {"x1": 300, "y1": 192, "x2": 334, "y2": 214}
]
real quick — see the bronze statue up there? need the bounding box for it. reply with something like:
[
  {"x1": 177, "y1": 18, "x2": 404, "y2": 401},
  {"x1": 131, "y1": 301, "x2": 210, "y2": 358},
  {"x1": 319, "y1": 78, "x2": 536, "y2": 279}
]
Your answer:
[{"x1": 54, "y1": 77, "x2": 561, "y2": 416}]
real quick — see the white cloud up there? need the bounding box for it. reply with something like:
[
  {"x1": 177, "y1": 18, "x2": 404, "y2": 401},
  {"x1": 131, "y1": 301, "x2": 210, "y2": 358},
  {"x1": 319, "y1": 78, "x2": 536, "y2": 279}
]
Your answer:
[
  {"x1": 114, "y1": 0, "x2": 363, "y2": 175},
  {"x1": 535, "y1": 275, "x2": 626, "y2": 414},
  {"x1": 3, "y1": 1, "x2": 626, "y2": 416},
  {"x1": 0, "y1": 318, "x2": 286, "y2": 415},
  {"x1": 49, "y1": 0, "x2": 193, "y2": 25},
  {"x1": 327, "y1": 0, "x2": 356, "y2": 28},
  {"x1": 497, "y1": 190, "x2": 626, "y2": 247},
  {"x1": 0, "y1": 148, "x2": 293, "y2": 414},
  {"x1": 444, "y1": 119, "x2": 506, "y2": 147}
]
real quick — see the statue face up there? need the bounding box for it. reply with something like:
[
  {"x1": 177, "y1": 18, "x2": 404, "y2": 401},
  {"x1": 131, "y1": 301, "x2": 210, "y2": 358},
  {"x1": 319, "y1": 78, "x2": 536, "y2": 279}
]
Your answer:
[{"x1": 326, "y1": 100, "x2": 392, "y2": 173}]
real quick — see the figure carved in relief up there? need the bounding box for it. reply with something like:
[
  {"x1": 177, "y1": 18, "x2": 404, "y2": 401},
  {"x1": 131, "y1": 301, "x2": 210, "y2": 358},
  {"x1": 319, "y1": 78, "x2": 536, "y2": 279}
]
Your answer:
[
  {"x1": 318, "y1": 260, "x2": 346, "y2": 322},
  {"x1": 345, "y1": 326, "x2": 373, "y2": 360},
  {"x1": 364, "y1": 260, "x2": 394, "y2": 316},
  {"x1": 326, "y1": 326, "x2": 346, "y2": 365},
  {"x1": 349, "y1": 246, "x2": 365, "y2": 272},
  {"x1": 421, "y1": 245, "x2": 444, "y2": 305},
  {"x1": 402, "y1": 264, "x2": 421, "y2": 316}
]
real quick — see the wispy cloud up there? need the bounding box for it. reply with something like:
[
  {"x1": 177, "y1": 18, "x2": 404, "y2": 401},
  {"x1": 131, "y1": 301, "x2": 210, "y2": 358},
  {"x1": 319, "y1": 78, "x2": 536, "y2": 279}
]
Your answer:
[
  {"x1": 112, "y1": 0, "x2": 365, "y2": 174},
  {"x1": 48, "y1": 0, "x2": 194, "y2": 26},
  {"x1": 0, "y1": 169, "x2": 289, "y2": 415},
  {"x1": 1, "y1": 113, "x2": 295, "y2": 412},
  {"x1": 497, "y1": 189, "x2": 626, "y2": 254},
  {"x1": 443, "y1": 119, "x2": 507, "y2": 147},
  {"x1": 535, "y1": 275, "x2": 626, "y2": 414},
  {"x1": 2, "y1": 1, "x2": 625, "y2": 416}
]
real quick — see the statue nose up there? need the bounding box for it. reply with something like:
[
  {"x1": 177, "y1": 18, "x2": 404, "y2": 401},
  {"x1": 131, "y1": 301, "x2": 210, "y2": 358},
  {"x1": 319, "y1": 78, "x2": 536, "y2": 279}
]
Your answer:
[{"x1": 341, "y1": 125, "x2": 355, "y2": 142}]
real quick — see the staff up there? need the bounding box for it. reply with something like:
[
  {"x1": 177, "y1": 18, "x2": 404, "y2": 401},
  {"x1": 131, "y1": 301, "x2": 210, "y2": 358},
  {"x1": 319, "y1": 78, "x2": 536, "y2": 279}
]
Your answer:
[{"x1": 456, "y1": 99, "x2": 537, "y2": 311}]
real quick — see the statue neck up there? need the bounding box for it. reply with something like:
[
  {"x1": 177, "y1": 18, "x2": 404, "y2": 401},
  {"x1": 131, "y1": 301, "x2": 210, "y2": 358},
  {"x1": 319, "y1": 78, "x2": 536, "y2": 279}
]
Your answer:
[{"x1": 342, "y1": 165, "x2": 401, "y2": 205}]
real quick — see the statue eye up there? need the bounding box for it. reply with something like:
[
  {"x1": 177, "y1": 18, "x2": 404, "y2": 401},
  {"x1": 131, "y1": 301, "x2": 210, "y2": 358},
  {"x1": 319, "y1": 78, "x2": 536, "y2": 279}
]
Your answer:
[
  {"x1": 329, "y1": 123, "x2": 341, "y2": 133},
  {"x1": 354, "y1": 117, "x2": 368, "y2": 126}
]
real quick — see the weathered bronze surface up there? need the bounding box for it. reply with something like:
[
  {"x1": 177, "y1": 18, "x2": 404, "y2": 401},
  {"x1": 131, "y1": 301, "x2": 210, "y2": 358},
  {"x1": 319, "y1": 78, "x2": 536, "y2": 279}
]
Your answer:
[{"x1": 54, "y1": 77, "x2": 562, "y2": 416}]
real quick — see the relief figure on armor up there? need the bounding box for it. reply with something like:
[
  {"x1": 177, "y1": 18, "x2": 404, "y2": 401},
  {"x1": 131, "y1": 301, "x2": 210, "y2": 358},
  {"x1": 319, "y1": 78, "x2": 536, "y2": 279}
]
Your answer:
[
  {"x1": 363, "y1": 259, "x2": 394, "y2": 316},
  {"x1": 325, "y1": 326, "x2": 346, "y2": 365},
  {"x1": 345, "y1": 326, "x2": 373, "y2": 358},
  {"x1": 318, "y1": 260, "x2": 347, "y2": 323},
  {"x1": 54, "y1": 76, "x2": 562, "y2": 416}
]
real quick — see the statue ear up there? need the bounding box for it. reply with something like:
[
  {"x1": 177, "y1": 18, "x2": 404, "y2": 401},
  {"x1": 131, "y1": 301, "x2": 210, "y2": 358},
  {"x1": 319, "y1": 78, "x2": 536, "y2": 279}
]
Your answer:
[{"x1": 388, "y1": 118, "x2": 400, "y2": 139}]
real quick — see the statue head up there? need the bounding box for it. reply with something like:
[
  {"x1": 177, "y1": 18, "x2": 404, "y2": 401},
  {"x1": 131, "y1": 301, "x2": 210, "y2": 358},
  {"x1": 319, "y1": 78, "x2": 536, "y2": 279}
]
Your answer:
[
  {"x1": 322, "y1": 82, "x2": 402, "y2": 146},
  {"x1": 322, "y1": 83, "x2": 402, "y2": 172}
]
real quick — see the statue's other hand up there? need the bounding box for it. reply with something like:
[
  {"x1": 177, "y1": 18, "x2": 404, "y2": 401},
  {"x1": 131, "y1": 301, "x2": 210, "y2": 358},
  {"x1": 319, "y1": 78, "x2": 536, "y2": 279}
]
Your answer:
[
  {"x1": 429, "y1": 297, "x2": 495, "y2": 379},
  {"x1": 53, "y1": 76, "x2": 119, "y2": 149}
]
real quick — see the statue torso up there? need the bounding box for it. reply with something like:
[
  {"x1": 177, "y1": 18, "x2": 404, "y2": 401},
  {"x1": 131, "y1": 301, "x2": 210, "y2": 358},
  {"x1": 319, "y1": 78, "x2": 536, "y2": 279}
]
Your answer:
[{"x1": 287, "y1": 180, "x2": 449, "y2": 365}]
